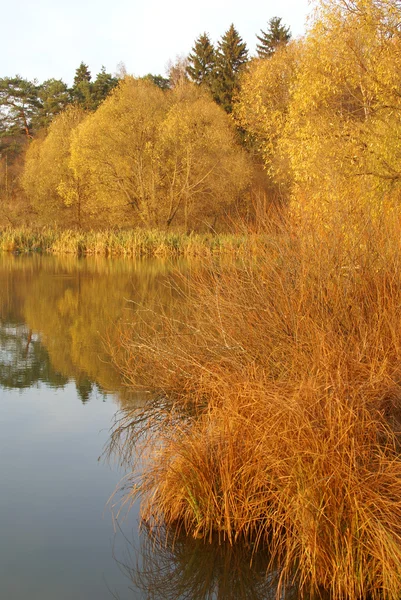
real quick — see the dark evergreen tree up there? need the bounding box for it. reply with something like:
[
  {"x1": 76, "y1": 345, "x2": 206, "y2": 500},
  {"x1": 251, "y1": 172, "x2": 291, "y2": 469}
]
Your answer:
[
  {"x1": 71, "y1": 62, "x2": 93, "y2": 109},
  {"x1": 35, "y1": 78, "x2": 70, "y2": 128},
  {"x1": 0, "y1": 76, "x2": 42, "y2": 138},
  {"x1": 186, "y1": 33, "x2": 216, "y2": 89},
  {"x1": 92, "y1": 66, "x2": 118, "y2": 107},
  {"x1": 142, "y1": 73, "x2": 170, "y2": 90},
  {"x1": 73, "y1": 62, "x2": 91, "y2": 86},
  {"x1": 256, "y1": 17, "x2": 292, "y2": 58},
  {"x1": 214, "y1": 24, "x2": 248, "y2": 113}
]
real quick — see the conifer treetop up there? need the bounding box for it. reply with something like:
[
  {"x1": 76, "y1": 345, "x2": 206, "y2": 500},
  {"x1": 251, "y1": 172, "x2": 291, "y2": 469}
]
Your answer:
[
  {"x1": 256, "y1": 17, "x2": 292, "y2": 58},
  {"x1": 187, "y1": 33, "x2": 216, "y2": 86}
]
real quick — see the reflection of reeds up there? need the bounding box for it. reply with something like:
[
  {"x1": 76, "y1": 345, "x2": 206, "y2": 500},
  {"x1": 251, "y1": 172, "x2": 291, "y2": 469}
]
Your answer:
[
  {"x1": 0, "y1": 227, "x2": 264, "y2": 258},
  {"x1": 0, "y1": 249, "x2": 194, "y2": 279},
  {"x1": 113, "y1": 522, "x2": 298, "y2": 600},
  {"x1": 110, "y1": 211, "x2": 401, "y2": 600}
]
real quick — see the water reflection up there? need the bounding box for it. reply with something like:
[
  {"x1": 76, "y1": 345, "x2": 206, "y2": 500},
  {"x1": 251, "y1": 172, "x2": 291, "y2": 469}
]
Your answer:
[
  {"x1": 0, "y1": 253, "x2": 186, "y2": 404},
  {"x1": 113, "y1": 523, "x2": 298, "y2": 600},
  {"x1": 0, "y1": 322, "x2": 68, "y2": 389},
  {"x1": 0, "y1": 252, "x2": 291, "y2": 600}
]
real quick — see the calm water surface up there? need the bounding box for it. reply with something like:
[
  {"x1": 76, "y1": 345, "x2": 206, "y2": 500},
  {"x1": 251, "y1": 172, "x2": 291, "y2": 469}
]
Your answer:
[
  {"x1": 0, "y1": 253, "x2": 278, "y2": 600},
  {"x1": 0, "y1": 253, "x2": 149, "y2": 599}
]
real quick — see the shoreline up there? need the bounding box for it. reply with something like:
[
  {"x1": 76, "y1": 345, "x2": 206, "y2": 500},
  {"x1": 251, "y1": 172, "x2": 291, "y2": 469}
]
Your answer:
[{"x1": 0, "y1": 227, "x2": 266, "y2": 258}]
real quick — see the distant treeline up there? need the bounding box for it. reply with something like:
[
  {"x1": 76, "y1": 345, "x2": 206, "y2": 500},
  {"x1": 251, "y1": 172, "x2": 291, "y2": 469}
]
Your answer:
[
  {"x1": 0, "y1": 17, "x2": 291, "y2": 140},
  {"x1": 1, "y1": 1, "x2": 401, "y2": 235}
]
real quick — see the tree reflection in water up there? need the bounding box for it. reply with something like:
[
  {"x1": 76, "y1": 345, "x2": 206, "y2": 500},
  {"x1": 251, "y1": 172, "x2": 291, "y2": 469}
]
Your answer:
[
  {"x1": 0, "y1": 322, "x2": 68, "y2": 389},
  {"x1": 112, "y1": 522, "x2": 299, "y2": 600},
  {"x1": 0, "y1": 252, "x2": 191, "y2": 405}
]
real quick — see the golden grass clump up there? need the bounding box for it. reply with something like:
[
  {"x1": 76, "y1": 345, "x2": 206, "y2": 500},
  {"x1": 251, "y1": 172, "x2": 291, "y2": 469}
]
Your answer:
[{"x1": 109, "y1": 210, "x2": 401, "y2": 600}]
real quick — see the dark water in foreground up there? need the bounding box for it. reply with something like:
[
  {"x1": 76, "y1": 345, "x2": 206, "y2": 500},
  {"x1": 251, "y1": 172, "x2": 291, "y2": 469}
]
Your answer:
[{"x1": 0, "y1": 253, "x2": 279, "y2": 600}]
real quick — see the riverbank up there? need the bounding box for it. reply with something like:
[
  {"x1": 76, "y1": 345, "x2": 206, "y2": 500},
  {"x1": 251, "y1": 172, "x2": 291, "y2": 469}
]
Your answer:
[{"x1": 0, "y1": 227, "x2": 266, "y2": 258}]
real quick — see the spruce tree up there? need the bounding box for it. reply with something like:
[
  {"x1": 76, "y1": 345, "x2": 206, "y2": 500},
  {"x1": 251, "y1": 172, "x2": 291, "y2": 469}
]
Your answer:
[
  {"x1": 186, "y1": 33, "x2": 216, "y2": 90},
  {"x1": 73, "y1": 62, "x2": 91, "y2": 86},
  {"x1": 92, "y1": 66, "x2": 118, "y2": 108},
  {"x1": 256, "y1": 17, "x2": 291, "y2": 58},
  {"x1": 71, "y1": 62, "x2": 93, "y2": 109},
  {"x1": 214, "y1": 24, "x2": 248, "y2": 113}
]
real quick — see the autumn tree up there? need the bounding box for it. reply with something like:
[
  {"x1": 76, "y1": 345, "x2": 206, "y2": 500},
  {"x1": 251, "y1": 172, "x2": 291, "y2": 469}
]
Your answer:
[
  {"x1": 284, "y1": 0, "x2": 401, "y2": 226},
  {"x1": 69, "y1": 78, "x2": 166, "y2": 226},
  {"x1": 214, "y1": 25, "x2": 248, "y2": 112},
  {"x1": 167, "y1": 55, "x2": 189, "y2": 88},
  {"x1": 21, "y1": 105, "x2": 87, "y2": 226},
  {"x1": 156, "y1": 84, "x2": 252, "y2": 230},
  {"x1": 0, "y1": 147, "x2": 29, "y2": 226},
  {"x1": 234, "y1": 41, "x2": 301, "y2": 191},
  {"x1": 256, "y1": 17, "x2": 292, "y2": 58},
  {"x1": 68, "y1": 78, "x2": 251, "y2": 230}
]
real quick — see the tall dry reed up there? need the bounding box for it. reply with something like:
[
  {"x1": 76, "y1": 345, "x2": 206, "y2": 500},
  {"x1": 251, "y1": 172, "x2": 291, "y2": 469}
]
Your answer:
[
  {"x1": 109, "y1": 209, "x2": 401, "y2": 599},
  {"x1": 0, "y1": 226, "x2": 263, "y2": 258}
]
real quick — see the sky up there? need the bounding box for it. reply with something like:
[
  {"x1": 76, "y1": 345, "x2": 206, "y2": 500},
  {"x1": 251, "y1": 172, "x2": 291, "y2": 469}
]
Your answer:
[{"x1": 3, "y1": 0, "x2": 311, "y2": 85}]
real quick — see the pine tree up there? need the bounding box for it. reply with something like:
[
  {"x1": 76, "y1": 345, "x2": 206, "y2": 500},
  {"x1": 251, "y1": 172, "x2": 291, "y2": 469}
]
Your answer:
[
  {"x1": 0, "y1": 76, "x2": 42, "y2": 138},
  {"x1": 256, "y1": 17, "x2": 291, "y2": 59},
  {"x1": 36, "y1": 79, "x2": 70, "y2": 128},
  {"x1": 214, "y1": 25, "x2": 248, "y2": 113},
  {"x1": 186, "y1": 33, "x2": 216, "y2": 89}
]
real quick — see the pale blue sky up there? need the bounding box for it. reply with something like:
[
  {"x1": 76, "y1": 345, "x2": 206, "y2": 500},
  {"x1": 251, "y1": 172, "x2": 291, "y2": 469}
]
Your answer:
[{"x1": 3, "y1": 0, "x2": 311, "y2": 84}]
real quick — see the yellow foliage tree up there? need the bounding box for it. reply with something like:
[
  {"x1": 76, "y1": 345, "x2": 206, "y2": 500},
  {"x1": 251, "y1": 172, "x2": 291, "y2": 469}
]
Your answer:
[
  {"x1": 21, "y1": 106, "x2": 87, "y2": 226},
  {"x1": 157, "y1": 85, "x2": 252, "y2": 230},
  {"x1": 234, "y1": 41, "x2": 302, "y2": 191},
  {"x1": 234, "y1": 0, "x2": 401, "y2": 233},
  {"x1": 283, "y1": 0, "x2": 401, "y2": 228},
  {"x1": 69, "y1": 78, "x2": 166, "y2": 227},
  {"x1": 70, "y1": 77, "x2": 252, "y2": 230}
]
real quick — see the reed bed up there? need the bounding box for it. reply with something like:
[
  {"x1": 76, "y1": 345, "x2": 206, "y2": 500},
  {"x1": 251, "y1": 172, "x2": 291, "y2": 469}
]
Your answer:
[
  {"x1": 0, "y1": 227, "x2": 263, "y2": 258},
  {"x1": 109, "y1": 210, "x2": 401, "y2": 600}
]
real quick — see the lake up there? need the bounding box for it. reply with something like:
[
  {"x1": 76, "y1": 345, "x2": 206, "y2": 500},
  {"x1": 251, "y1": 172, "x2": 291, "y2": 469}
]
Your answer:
[{"x1": 0, "y1": 252, "x2": 276, "y2": 600}]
